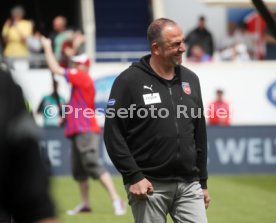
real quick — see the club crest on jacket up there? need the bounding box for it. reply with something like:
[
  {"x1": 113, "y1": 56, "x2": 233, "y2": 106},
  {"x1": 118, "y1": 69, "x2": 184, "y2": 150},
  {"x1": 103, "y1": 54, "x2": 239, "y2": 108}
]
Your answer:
[{"x1": 182, "y1": 82, "x2": 191, "y2": 95}]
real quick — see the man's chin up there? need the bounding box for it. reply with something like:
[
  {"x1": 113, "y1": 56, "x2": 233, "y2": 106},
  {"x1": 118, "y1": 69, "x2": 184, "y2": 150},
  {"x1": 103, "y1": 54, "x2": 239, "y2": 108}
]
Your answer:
[{"x1": 173, "y1": 58, "x2": 182, "y2": 66}]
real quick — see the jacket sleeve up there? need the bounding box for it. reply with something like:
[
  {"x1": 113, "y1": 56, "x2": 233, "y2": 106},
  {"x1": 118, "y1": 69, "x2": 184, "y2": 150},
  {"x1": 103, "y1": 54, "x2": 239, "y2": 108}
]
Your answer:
[
  {"x1": 194, "y1": 77, "x2": 208, "y2": 189},
  {"x1": 104, "y1": 75, "x2": 145, "y2": 185}
]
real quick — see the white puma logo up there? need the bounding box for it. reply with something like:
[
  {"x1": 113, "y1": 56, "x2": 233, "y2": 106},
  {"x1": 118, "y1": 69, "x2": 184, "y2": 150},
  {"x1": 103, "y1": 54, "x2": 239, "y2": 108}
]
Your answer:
[{"x1": 143, "y1": 85, "x2": 153, "y2": 92}]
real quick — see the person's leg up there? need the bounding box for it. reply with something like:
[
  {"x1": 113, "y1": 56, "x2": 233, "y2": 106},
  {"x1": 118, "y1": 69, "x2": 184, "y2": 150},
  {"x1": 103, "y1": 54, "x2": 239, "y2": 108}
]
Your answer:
[
  {"x1": 67, "y1": 136, "x2": 91, "y2": 215},
  {"x1": 126, "y1": 181, "x2": 176, "y2": 223},
  {"x1": 78, "y1": 180, "x2": 90, "y2": 206},
  {"x1": 99, "y1": 171, "x2": 120, "y2": 201},
  {"x1": 169, "y1": 181, "x2": 208, "y2": 223},
  {"x1": 77, "y1": 132, "x2": 126, "y2": 215},
  {"x1": 99, "y1": 171, "x2": 127, "y2": 215}
]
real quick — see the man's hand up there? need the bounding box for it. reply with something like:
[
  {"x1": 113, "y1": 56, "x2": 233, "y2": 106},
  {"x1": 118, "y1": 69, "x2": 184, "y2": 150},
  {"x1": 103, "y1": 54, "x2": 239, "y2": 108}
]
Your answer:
[
  {"x1": 129, "y1": 178, "x2": 154, "y2": 199},
  {"x1": 203, "y1": 189, "x2": 211, "y2": 209},
  {"x1": 40, "y1": 36, "x2": 64, "y2": 75},
  {"x1": 40, "y1": 36, "x2": 52, "y2": 50}
]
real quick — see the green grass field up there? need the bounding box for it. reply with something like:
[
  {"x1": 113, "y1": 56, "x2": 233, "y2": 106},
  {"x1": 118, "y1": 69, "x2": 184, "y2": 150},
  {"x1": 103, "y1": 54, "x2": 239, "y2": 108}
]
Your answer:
[{"x1": 52, "y1": 175, "x2": 276, "y2": 223}]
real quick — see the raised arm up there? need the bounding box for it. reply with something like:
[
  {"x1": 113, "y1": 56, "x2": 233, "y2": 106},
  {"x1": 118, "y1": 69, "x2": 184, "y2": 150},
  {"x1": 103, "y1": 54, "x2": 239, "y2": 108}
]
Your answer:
[{"x1": 40, "y1": 36, "x2": 65, "y2": 75}]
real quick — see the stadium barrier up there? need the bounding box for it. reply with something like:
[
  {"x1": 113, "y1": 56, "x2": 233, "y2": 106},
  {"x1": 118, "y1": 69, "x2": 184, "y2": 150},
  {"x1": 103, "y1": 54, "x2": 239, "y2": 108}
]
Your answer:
[{"x1": 40, "y1": 126, "x2": 276, "y2": 176}]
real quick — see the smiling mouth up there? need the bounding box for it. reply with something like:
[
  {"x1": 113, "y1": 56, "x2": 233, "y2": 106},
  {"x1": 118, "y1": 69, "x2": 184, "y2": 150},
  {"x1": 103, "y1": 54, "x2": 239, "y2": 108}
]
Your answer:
[{"x1": 173, "y1": 55, "x2": 182, "y2": 65}]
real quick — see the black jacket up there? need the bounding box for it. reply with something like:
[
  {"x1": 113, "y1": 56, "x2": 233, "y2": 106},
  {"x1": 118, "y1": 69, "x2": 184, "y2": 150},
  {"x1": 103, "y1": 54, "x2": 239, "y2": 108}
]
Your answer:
[{"x1": 104, "y1": 55, "x2": 208, "y2": 188}]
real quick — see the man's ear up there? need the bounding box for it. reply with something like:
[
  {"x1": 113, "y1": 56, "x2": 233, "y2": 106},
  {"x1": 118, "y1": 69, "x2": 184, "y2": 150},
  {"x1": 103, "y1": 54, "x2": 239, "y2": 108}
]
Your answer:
[{"x1": 151, "y1": 42, "x2": 160, "y2": 56}]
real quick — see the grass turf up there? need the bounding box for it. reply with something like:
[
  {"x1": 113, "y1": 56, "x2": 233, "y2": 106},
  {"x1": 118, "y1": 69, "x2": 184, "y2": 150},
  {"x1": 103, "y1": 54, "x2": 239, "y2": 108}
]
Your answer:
[{"x1": 51, "y1": 175, "x2": 276, "y2": 223}]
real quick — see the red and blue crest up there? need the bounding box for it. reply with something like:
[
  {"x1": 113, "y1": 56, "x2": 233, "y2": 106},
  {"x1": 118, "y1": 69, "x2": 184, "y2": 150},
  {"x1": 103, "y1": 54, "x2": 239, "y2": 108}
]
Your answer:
[{"x1": 182, "y1": 82, "x2": 191, "y2": 95}]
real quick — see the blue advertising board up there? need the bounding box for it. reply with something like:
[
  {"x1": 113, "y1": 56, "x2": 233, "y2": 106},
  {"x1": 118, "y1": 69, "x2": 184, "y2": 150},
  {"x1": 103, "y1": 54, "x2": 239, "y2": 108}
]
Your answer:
[
  {"x1": 207, "y1": 126, "x2": 276, "y2": 173},
  {"x1": 40, "y1": 126, "x2": 276, "y2": 176}
]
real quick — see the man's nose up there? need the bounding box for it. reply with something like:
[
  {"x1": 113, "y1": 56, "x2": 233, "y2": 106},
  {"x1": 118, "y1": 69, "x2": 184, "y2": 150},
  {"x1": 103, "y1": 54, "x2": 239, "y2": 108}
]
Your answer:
[{"x1": 179, "y1": 41, "x2": 186, "y2": 52}]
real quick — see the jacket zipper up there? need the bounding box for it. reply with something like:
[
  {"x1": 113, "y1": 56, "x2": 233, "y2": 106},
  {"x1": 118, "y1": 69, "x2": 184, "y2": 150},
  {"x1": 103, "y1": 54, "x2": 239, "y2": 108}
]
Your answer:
[{"x1": 169, "y1": 87, "x2": 181, "y2": 162}]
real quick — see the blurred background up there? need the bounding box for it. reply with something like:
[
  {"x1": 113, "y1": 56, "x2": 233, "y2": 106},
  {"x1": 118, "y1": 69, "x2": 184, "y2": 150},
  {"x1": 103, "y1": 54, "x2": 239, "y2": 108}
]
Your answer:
[{"x1": 1, "y1": 0, "x2": 276, "y2": 222}]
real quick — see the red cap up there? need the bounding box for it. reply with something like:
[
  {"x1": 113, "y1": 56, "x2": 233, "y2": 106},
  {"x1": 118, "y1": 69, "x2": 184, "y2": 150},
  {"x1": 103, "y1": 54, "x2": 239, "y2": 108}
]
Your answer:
[{"x1": 71, "y1": 54, "x2": 91, "y2": 67}]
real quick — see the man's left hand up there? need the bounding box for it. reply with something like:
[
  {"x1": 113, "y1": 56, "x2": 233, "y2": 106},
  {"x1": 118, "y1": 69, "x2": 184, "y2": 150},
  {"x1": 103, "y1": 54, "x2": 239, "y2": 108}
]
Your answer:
[{"x1": 203, "y1": 189, "x2": 211, "y2": 209}]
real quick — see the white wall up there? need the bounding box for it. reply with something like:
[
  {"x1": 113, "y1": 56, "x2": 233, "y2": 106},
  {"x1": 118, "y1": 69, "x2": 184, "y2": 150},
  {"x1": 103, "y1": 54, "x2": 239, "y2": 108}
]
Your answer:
[
  {"x1": 185, "y1": 61, "x2": 276, "y2": 125},
  {"x1": 162, "y1": 0, "x2": 227, "y2": 49},
  {"x1": 11, "y1": 61, "x2": 276, "y2": 126}
]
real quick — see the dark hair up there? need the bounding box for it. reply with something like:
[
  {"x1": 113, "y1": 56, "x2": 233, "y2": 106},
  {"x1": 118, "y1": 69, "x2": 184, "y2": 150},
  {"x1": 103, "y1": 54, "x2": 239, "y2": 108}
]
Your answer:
[
  {"x1": 147, "y1": 18, "x2": 177, "y2": 45},
  {"x1": 199, "y1": 15, "x2": 205, "y2": 21}
]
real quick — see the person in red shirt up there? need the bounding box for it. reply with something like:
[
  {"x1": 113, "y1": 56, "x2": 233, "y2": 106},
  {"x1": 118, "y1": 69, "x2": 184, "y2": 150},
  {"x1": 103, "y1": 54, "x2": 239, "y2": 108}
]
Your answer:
[
  {"x1": 208, "y1": 89, "x2": 231, "y2": 126},
  {"x1": 40, "y1": 37, "x2": 126, "y2": 216}
]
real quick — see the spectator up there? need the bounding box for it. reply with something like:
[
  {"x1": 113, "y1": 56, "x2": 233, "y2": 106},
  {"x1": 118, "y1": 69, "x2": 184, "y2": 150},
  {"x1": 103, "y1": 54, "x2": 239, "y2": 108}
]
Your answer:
[
  {"x1": 49, "y1": 16, "x2": 72, "y2": 61},
  {"x1": 235, "y1": 22, "x2": 257, "y2": 59},
  {"x1": 219, "y1": 22, "x2": 253, "y2": 61},
  {"x1": 0, "y1": 64, "x2": 58, "y2": 223},
  {"x1": 243, "y1": 11, "x2": 266, "y2": 59},
  {"x1": 219, "y1": 22, "x2": 238, "y2": 51},
  {"x1": 40, "y1": 37, "x2": 126, "y2": 216},
  {"x1": 185, "y1": 15, "x2": 214, "y2": 59},
  {"x1": 187, "y1": 44, "x2": 211, "y2": 62},
  {"x1": 219, "y1": 43, "x2": 251, "y2": 62},
  {"x1": 27, "y1": 22, "x2": 42, "y2": 53},
  {"x1": 1, "y1": 5, "x2": 32, "y2": 59},
  {"x1": 37, "y1": 80, "x2": 66, "y2": 127},
  {"x1": 27, "y1": 22, "x2": 44, "y2": 68},
  {"x1": 208, "y1": 89, "x2": 231, "y2": 126}
]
